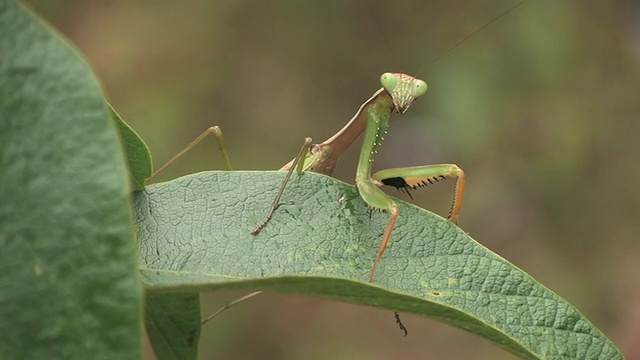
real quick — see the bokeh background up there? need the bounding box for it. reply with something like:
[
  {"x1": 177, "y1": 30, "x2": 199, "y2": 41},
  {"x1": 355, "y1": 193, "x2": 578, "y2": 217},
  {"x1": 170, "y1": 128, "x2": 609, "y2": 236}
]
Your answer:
[{"x1": 24, "y1": 0, "x2": 639, "y2": 358}]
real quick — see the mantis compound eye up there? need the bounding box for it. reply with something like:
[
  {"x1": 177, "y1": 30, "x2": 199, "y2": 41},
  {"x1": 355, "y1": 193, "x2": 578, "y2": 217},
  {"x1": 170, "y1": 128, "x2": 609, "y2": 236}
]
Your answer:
[
  {"x1": 380, "y1": 72, "x2": 398, "y2": 92},
  {"x1": 413, "y1": 79, "x2": 428, "y2": 97}
]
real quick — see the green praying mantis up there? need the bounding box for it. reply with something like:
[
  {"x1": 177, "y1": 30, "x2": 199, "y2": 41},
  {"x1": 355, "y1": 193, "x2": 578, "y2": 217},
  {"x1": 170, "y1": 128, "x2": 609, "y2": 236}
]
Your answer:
[
  {"x1": 151, "y1": 73, "x2": 465, "y2": 335},
  {"x1": 151, "y1": 72, "x2": 464, "y2": 285}
]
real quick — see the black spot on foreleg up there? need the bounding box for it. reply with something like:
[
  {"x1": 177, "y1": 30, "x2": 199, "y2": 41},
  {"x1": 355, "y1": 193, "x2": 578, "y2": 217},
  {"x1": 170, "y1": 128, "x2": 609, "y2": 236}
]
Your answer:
[{"x1": 381, "y1": 177, "x2": 414, "y2": 200}]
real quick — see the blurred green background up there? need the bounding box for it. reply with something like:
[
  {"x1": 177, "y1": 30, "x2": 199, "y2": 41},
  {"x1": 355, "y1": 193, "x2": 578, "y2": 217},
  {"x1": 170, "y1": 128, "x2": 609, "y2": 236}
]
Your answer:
[{"x1": 25, "y1": 0, "x2": 639, "y2": 358}]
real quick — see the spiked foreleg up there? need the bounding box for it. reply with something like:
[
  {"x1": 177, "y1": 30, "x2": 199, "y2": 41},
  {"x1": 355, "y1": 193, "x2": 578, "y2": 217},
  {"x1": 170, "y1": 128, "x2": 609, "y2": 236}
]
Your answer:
[
  {"x1": 355, "y1": 178, "x2": 400, "y2": 283},
  {"x1": 373, "y1": 164, "x2": 465, "y2": 225}
]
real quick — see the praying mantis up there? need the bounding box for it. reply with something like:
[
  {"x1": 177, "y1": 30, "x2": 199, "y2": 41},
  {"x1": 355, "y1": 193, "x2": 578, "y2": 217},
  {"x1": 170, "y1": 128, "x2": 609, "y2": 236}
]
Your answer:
[
  {"x1": 153, "y1": 73, "x2": 465, "y2": 334},
  {"x1": 151, "y1": 72, "x2": 464, "y2": 285}
]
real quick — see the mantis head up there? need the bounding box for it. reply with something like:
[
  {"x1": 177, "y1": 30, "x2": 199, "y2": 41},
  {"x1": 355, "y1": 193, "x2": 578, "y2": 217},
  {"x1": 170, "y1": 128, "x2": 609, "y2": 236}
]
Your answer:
[{"x1": 380, "y1": 72, "x2": 428, "y2": 113}]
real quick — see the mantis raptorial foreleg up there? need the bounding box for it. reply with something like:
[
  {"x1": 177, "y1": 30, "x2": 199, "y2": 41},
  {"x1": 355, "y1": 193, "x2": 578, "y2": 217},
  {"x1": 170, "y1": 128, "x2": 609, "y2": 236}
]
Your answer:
[
  {"x1": 364, "y1": 164, "x2": 465, "y2": 282},
  {"x1": 375, "y1": 164, "x2": 465, "y2": 224}
]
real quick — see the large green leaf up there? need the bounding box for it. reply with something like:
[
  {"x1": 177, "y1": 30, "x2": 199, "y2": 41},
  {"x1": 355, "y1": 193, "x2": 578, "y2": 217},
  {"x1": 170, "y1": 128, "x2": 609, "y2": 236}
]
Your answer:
[
  {"x1": 135, "y1": 171, "x2": 623, "y2": 360},
  {"x1": 110, "y1": 104, "x2": 152, "y2": 191},
  {"x1": 144, "y1": 292, "x2": 200, "y2": 360},
  {"x1": 0, "y1": 1, "x2": 142, "y2": 359}
]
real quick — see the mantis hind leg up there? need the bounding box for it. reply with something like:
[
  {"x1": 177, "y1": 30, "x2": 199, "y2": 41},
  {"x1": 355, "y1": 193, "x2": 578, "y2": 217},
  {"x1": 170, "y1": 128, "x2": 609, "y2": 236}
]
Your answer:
[
  {"x1": 148, "y1": 126, "x2": 233, "y2": 181},
  {"x1": 201, "y1": 291, "x2": 263, "y2": 325},
  {"x1": 373, "y1": 164, "x2": 465, "y2": 225}
]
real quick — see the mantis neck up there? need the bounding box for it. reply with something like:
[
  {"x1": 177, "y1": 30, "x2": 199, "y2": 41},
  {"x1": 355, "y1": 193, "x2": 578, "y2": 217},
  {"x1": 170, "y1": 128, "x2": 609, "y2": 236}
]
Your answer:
[{"x1": 355, "y1": 93, "x2": 394, "y2": 182}]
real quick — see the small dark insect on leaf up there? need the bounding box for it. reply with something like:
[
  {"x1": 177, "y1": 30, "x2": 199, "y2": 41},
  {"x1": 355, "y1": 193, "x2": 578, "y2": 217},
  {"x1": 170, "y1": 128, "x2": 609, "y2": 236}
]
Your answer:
[{"x1": 394, "y1": 311, "x2": 408, "y2": 336}]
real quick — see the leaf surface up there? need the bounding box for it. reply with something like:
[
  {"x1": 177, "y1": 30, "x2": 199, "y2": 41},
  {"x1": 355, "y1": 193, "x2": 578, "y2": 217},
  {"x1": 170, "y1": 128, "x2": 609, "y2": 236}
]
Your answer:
[
  {"x1": 136, "y1": 171, "x2": 623, "y2": 360},
  {"x1": 0, "y1": 2, "x2": 142, "y2": 358}
]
